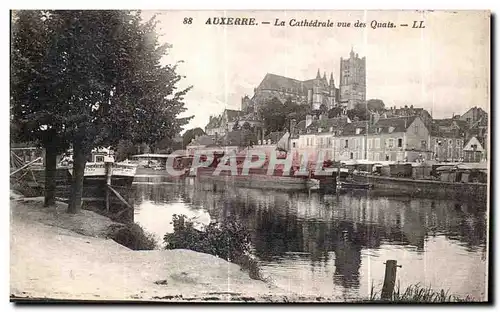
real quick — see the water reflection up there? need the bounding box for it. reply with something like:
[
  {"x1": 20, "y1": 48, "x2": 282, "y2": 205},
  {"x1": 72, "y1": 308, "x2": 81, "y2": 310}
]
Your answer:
[{"x1": 132, "y1": 178, "x2": 488, "y2": 300}]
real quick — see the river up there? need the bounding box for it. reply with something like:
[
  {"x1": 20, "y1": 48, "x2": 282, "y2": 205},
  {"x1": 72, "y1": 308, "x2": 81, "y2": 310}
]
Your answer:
[{"x1": 131, "y1": 177, "x2": 488, "y2": 301}]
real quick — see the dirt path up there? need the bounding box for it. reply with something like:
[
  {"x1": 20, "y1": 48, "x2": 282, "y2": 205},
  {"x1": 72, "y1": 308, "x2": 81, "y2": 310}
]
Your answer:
[{"x1": 10, "y1": 195, "x2": 309, "y2": 302}]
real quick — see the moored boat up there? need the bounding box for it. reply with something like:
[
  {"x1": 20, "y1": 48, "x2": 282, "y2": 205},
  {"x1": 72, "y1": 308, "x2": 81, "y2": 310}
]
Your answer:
[{"x1": 351, "y1": 161, "x2": 488, "y2": 201}]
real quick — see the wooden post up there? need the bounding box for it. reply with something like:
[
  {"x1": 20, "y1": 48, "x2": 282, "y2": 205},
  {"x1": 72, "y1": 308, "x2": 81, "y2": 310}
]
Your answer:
[
  {"x1": 105, "y1": 161, "x2": 112, "y2": 213},
  {"x1": 381, "y1": 260, "x2": 401, "y2": 300}
]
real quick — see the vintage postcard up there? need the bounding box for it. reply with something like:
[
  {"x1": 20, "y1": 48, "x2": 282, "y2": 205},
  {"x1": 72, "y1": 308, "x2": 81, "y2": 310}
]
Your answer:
[{"x1": 10, "y1": 10, "x2": 490, "y2": 303}]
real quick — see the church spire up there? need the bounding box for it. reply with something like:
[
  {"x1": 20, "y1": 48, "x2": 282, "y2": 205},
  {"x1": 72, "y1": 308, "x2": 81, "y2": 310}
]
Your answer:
[
  {"x1": 316, "y1": 68, "x2": 321, "y2": 79},
  {"x1": 323, "y1": 71, "x2": 327, "y2": 80},
  {"x1": 329, "y1": 72, "x2": 334, "y2": 86},
  {"x1": 350, "y1": 46, "x2": 355, "y2": 58}
]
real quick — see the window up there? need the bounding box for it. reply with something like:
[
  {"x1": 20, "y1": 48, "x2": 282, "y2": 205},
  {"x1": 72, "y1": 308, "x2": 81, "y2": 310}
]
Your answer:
[
  {"x1": 388, "y1": 126, "x2": 395, "y2": 133},
  {"x1": 388, "y1": 139, "x2": 394, "y2": 148},
  {"x1": 350, "y1": 152, "x2": 354, "y2": 159},
  {"x1": 345, "y1": 139, "x2": 349, "y2": 148},
  {"x1": 368, "y1": 138, "x2": 373, "y2": 149},
  {"x1": 421, "y1": 140, "x2": 426, "y2": 149},
  {"x1": 356, "y1": 128, "x2": 362, "y2": 135},
  {"x1": 95, "y1": 156, "x2": 104, "y2": 162},
  {"x1": 375, "y1": 138, "x2": 381, "y2": 149},
  {"x1": 292, "y1": 142, "x2": 296, "y2": 148},
  {"x1": 414, "y1": 124, "x2": 419, "y2": 134},
  {"x1": 449, "y1": 140, "x2": 452, "y2": 145},
  {"x1": 397, "y1": 138, "x2": 403, "y2": 148},
  {"x1": 456, "y1": 139, "x2": 461, "y2": 146}
]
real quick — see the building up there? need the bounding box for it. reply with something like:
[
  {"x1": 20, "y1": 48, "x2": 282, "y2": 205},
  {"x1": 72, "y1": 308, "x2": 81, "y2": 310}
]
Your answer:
[
  {"x1": 334, "y1": 120, "x2": 368, "y2": 161},
  {"x1": 240, "y1": 48, "x2": 366, "y2": 113},
  {"x1": 291, "y1": 115, "x2": 351, "y2": 162},
  {"x1": 339, "y1": 48, "x2": 367, "y2": 110},
  {"x1": 290, "y1": 114, "x2": 431, "y2": 163}
]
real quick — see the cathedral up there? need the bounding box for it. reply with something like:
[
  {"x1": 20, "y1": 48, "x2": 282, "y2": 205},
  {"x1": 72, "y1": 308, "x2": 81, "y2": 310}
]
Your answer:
[
  {"x1": 205, "y1": 48, "x2": 366, "y2": 136},
  {"x1": 241, "y1": 48, "x2": 366, "y2": 113}
]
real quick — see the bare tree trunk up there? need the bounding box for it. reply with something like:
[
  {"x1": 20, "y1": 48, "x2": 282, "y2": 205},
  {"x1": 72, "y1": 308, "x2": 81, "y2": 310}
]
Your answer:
[
  {"x1": 44, "y1": 141, "x2": 58, "y2": 207},
  {"x1": 67, "y1": 141, "x2": 87, "y2": 214}
]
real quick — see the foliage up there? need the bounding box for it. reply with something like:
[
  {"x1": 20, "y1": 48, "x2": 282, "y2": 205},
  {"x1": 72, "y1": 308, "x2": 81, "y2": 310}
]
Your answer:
[
  {"x1": 368, "y1": 282, "x2": 474, "y2": 303},
  {"x1": 367, "y1": 99, "x2": 386, "y2": 112},
  {"x1": 258, "y1": 97, "x2": 311, "y2": 135},
  {"x1": 182, "y1": 127, "x2": 206, "y2": 147},
  {"x1": 164, "y1": 214, "x2": 264, "y2": 280},
  {"x1": 114, "y1": 139, "x2": 137, "y2": 162},
  {"x1": 327, "y1": 107, "x2": 343, "y2": 118},
  {"x1": 109, "y1": 223, "x2": 158, "y2": 250},
  {"x1": 347, "y1": 106, "x2": 370, "y2": 121}
]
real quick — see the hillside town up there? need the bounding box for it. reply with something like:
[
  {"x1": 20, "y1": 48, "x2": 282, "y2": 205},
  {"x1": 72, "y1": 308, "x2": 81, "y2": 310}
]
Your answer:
[{"x1": 190, "y1": 49, "x2": 488, "y2": 165}]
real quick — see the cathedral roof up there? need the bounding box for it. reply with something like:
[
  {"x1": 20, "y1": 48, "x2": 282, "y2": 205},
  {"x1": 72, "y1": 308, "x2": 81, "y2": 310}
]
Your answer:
[{"x1": 257, "y1": 73, "x2": 307, "y2": 95}]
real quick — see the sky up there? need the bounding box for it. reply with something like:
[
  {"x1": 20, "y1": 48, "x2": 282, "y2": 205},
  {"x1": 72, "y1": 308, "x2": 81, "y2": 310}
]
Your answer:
[{"x1": 141, "y1": 10, "x2": 490, "y2": 131}]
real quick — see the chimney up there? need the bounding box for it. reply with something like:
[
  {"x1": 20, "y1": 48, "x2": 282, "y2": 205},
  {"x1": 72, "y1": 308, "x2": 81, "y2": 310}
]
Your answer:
[{"x1": 306, "y1": 114, "x2": 313, "y2": 128}]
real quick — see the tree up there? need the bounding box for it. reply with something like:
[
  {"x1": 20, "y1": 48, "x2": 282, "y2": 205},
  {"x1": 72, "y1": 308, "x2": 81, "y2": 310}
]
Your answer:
[
  {"x1": 347, "y1": 106, "x2": 370, "y2": 121},
  {"x1": 11, "y1": 10, "x2": 70, "y2": 207},
  {"x1": 367, "y1": 99, "x2": 385, "y2": 112},
  {"x1": 319, "y1": 104, "x2": 328, "y2": 114},
  {"x1": 114, "y1": 140, "x2": 136, "y2": 162},
  {"x1": 182, "y1": 127, "x2": 205, "y2": 147},
  {"x1": 11, "y1": 11, "x2": 192, "y2": 213}
]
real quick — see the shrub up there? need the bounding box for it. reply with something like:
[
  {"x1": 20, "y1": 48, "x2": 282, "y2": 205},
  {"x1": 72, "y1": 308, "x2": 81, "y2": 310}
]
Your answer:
[
  {"x1": 110, "y1": 223, "x2": 158, "y2": 250},
  {"x1": 164, "y1": 214, "x2": 264, "y2": 280}
]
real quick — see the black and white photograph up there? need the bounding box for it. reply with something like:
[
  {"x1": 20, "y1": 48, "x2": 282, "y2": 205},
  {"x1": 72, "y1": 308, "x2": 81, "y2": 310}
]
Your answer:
[{"x1": 9, "y1": 9, "x2": 490, "y2": 303}]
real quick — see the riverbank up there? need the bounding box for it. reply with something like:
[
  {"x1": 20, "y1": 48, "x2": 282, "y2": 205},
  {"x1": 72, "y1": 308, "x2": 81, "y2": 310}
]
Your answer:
[{"x1": 9, "y1": 193, "x2": 338, "y2": 302}]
